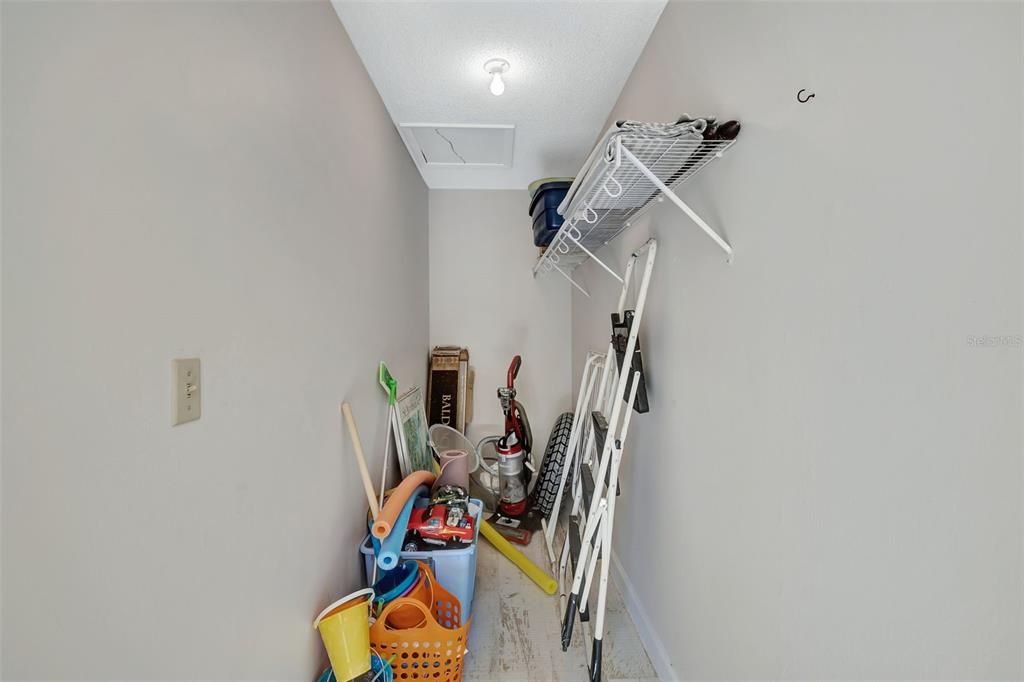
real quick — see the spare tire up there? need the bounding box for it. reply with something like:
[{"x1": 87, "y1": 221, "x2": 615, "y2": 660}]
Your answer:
[{"x1": 528, "y1": 412, "x2": 575, "y2": 518}]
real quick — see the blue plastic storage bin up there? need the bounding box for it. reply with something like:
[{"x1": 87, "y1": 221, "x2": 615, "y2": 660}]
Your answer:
[
  {"x1": 529, "y1": 180, "x2": 572, "y2": 247},
  {"x1": 359, "y1": 499, "x2": 482, "y2": 617}
]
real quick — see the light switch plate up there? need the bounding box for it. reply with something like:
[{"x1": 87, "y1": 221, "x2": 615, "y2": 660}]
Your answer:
[{"x1": 172, "y1": 358, "x2": 201, "y2": 425}]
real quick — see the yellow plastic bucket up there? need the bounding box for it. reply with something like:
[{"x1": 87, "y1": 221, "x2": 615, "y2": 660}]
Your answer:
[{"x1": 313, "y1": 587, "x2": 374, "y2": 682}]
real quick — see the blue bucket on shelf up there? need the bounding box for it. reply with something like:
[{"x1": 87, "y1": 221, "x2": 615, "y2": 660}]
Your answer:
[{"x1": 529, "y1": 180, "x2": 573, "y2": 247}]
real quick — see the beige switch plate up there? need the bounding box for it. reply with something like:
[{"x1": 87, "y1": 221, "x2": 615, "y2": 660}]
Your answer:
[{"x1": 172, "y1": 358, "x2": 201, "y2": 425}]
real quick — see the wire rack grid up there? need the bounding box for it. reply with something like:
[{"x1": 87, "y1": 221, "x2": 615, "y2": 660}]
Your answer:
[{"x1": 534, "y1": 134, "x2": 735, "y2": 281}]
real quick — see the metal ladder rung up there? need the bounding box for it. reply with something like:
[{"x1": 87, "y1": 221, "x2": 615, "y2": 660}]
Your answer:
[
  {"x1": 591, "y1": 410, "x2": 608, "y2": 454},
  {"x1": 567, "y1": 519, "x2": 591, "y2": 622},
  {"x1": 580, "y1": 462, "x2": 596, "y2": 516},
  {"x1": 589, "y1": 411, "x2": 621, "y2": 499}
]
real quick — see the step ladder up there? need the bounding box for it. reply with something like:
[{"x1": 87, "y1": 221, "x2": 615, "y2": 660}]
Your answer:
[{"x1": 539, "y1": 239, "x2": 657, "y2": 681}]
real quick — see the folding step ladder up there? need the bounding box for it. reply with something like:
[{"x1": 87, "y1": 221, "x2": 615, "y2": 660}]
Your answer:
[{"x1": 540, "y1": 238, "x2": 657, "y2": 681}]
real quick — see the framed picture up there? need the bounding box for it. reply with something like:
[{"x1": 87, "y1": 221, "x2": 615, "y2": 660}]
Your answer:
[{"x1": 396, "y1": 386, "x2": 432, "y2": 476}]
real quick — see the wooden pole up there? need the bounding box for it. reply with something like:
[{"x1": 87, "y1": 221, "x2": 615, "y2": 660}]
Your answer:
[{"x1": 341, "y1": 402, "x2": 380, "y2": 519}]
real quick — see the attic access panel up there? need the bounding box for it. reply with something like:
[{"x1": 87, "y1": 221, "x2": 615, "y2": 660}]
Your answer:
[{"x1": 398, "y1": 124, "x2": 514, "y2": 167}]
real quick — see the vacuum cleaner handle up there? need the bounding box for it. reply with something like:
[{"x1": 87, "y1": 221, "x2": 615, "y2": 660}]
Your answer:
[{"x1": 507, "y1": 355, "x2": 521, "y2": 388}]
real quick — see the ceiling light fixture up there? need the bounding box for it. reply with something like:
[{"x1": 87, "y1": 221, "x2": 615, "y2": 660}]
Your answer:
[{"x1": 484, "y1": 58, "x2": 510, "y2": 96}]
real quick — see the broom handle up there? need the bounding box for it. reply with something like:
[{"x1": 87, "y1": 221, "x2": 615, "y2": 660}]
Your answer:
[
  {"x1": 342, "y1": 402, "x2": 381, "y2": 519},
  {"x1": 378, "y1": 403, "x2": 394, "y2": 511}
]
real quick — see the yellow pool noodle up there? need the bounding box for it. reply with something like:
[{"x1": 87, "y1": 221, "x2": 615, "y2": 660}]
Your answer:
[{"x1": 480, "y1": 522, "x2": 558, "y2": 595}]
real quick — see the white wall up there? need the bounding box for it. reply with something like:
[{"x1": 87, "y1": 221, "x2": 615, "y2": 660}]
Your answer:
[
  {"x1": 571, "y1": 2, "x2": 1023, "y2": 679},
  {"x1": 1, "y1": 2, "x2": 427, "y2": 680},
  {"x1": 429, "y1": 190, "x2": 572, "y2": 454}
]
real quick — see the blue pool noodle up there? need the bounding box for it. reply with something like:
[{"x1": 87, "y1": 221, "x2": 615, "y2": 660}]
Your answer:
[{"x1": 376, "y1": 485, "x2": 429, "y2": 571}]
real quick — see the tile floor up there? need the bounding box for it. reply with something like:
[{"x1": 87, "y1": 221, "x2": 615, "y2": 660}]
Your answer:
[{"x1": 462, "y1": 531, "x2": 657, "y2": 681}]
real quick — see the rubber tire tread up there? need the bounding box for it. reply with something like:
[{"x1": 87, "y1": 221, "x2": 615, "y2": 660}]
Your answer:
[{"x1": 528, "y1": 412, "x2": 575, "y2": 517}]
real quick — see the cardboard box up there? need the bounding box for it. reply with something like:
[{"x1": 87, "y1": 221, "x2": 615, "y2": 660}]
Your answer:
[{"x1": 427, "y1": 346, "x2": 472, "y2": 433}]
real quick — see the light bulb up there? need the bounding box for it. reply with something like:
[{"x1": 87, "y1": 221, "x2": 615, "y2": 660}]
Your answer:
[
  {"x1": 489, "y1": 72, "x2": 505, "y2": 96},
  {"x1": 484, "y1": 58, "x2": 510, "y2": 97}
]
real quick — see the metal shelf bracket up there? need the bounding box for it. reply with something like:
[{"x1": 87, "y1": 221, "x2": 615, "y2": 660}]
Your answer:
[
  {"x1": 563, "y1": 224, "x2": 623, "y2": 285},
  {"x1": 545, "y1": 258, "x2": 590, "y2": 297},
  {"x1": 618, "y1": 145, "x2": 733, "y2": 262}
]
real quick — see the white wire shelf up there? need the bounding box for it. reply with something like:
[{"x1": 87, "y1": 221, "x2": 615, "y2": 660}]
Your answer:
[{"x1": 533, "y1": 132, "x2": 736, "y2": 293}]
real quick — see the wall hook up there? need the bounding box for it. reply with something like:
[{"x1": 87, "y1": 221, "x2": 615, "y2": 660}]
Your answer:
[{"x1": 797, "y1": 89, "x2": 815, "y2": 103}]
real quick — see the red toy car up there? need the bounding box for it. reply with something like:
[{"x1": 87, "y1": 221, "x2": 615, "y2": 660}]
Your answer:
[{"x1": 405, "y1": 486, "x2": 476, "y2": 548}]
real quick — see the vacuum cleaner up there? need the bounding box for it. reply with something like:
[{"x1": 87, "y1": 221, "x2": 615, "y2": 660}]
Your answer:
[{"x1": 495, "y1": 355, "x2": 532, "y2": 516}]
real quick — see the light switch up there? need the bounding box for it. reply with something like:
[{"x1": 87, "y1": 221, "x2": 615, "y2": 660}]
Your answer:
[{"x1": 172, "y1": 358, "x2": 201, "y2": 425}]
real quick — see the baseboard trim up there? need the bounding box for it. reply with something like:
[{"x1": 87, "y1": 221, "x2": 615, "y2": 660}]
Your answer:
[{"x1": 609, "y1": 550, "x2": 678, "y2": 681}]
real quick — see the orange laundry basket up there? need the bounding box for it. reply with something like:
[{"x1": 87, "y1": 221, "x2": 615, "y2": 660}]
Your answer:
[{"x1": 369, "y1": 562, "x2": 471, "y2": 681}]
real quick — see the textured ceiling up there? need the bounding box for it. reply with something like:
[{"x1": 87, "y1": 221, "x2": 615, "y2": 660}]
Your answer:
[{"x1": 331, "y1": 0, "x2": 666, "y2": 190}]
